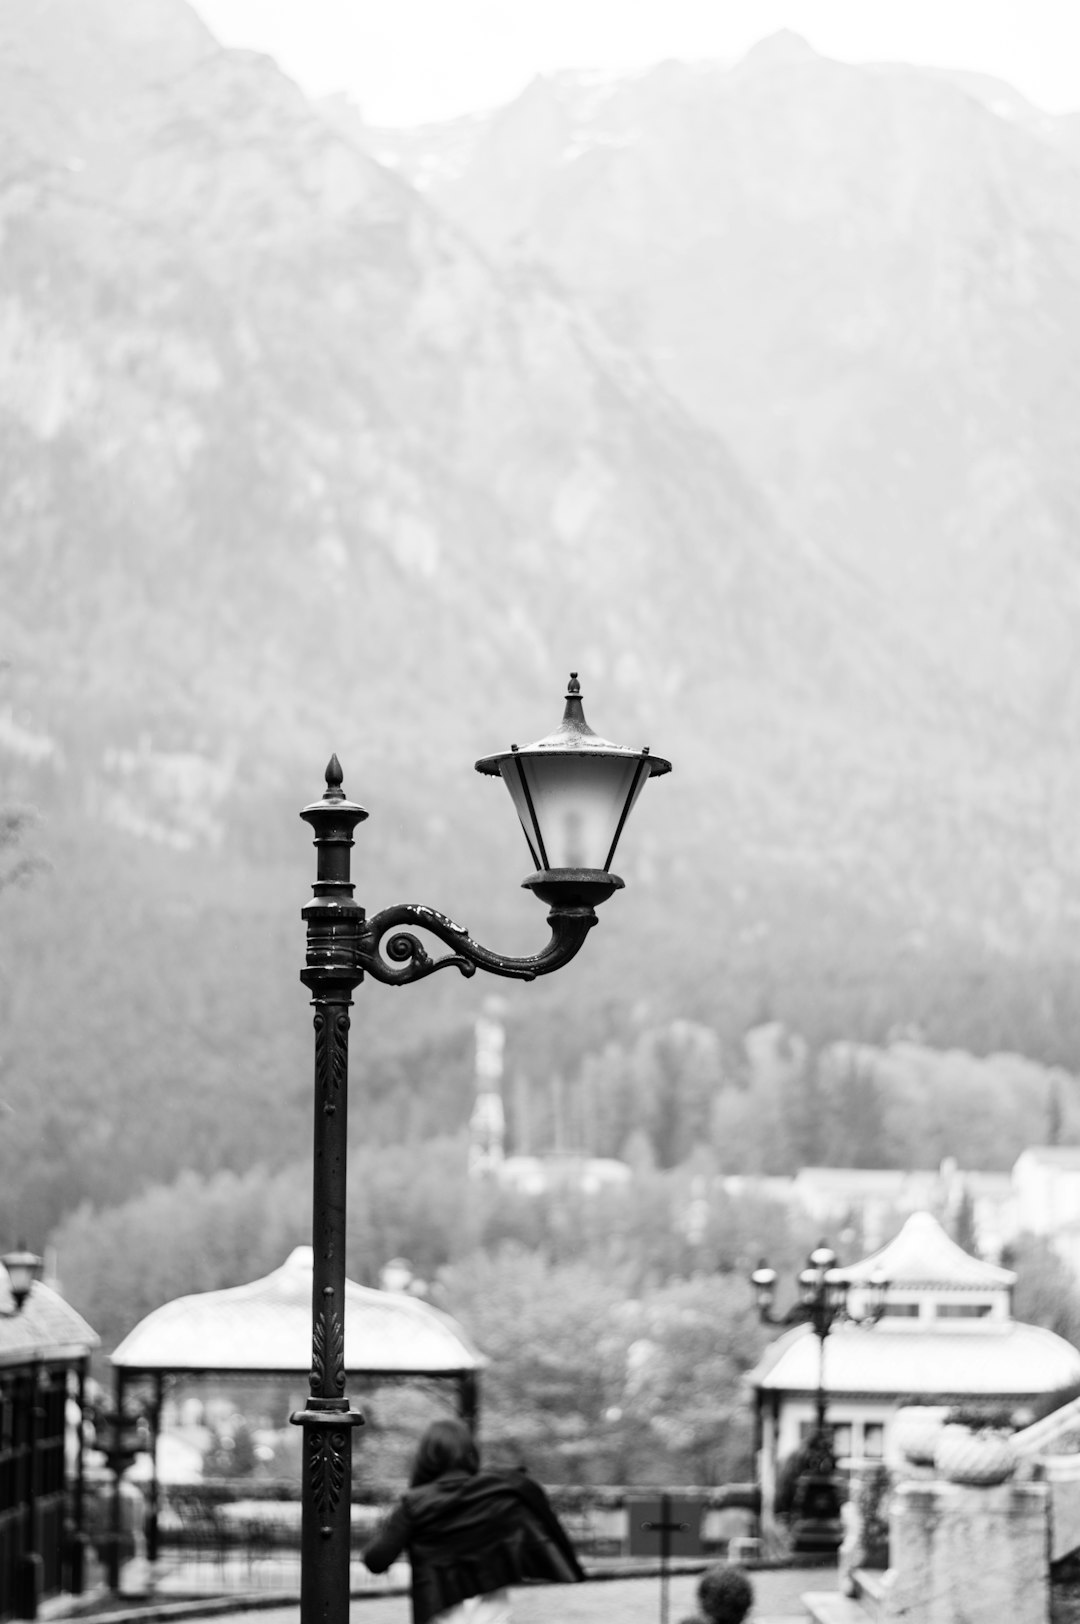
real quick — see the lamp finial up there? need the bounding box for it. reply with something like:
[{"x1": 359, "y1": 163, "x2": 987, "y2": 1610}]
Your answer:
[
  {"x1": 324, "y1": 755, "x2": 345, "y2": 801},
  {"x1": 561, "y1": 672, "x2": 588, "y2": 732}
]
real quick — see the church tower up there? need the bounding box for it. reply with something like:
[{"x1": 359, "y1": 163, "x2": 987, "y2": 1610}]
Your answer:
[{"x1": 468, "y1": 996, "x2": 507, "y2": 1177}]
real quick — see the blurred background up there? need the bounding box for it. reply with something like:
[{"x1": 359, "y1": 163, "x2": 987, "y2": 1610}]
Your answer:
[{"x1": 5, "y1": 0, "x2": 1080, "y2": 1492}]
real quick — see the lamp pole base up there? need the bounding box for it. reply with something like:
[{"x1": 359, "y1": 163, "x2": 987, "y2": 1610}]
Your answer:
[{"x1": 290, "y1": 1401, "x2": 366, "y2": 1624}]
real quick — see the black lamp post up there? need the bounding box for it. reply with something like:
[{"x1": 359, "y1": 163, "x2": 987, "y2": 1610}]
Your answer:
[
  {"x1": 751, "y1": 1244, "x2": 887, "y2": 1549},
  {"x1": 291, "y1": 673, "x2": 670, "y2": 1624}
]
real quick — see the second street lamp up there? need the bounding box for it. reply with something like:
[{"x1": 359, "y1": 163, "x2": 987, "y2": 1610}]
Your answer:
[
  {"x1": 751, "y1": 1245, "x2": 888, "y2": 1550},
  {"x1": 0, "y1": 1246, "x2": 43, "y2": 1315},
  {"x1": 292, "y1": 673, "x2": 670, "y2": 1624}
]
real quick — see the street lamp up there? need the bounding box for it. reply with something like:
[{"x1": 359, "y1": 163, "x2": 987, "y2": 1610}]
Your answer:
[
  {"x1": 751, "y1": 1245, "x2": 887, "y2": 1548},
  {"x1": 291, "y1": 673, "x2": 670, "y2": 1624},
  {"x1": 1, "y1": 1245, "x2": 43, "y2": 1314},
  {"x1": 93, "y1": 1403, "x2": 148, "y2": 1594}
]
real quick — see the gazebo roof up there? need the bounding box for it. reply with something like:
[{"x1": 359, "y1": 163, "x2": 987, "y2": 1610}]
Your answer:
[
  {"x1": 749, "y1": 1319, "x2": 1080, "y2": 1399},
  {"x1": 111, "y1": 1248, "x2": 483, "y2": 1376},
  {"x1": 0, "y1": 1277, "x2": 99, "y2": 1369},
  {"x1": 830, "y1": 1211, "x2": 1016, "y2": 1290}
]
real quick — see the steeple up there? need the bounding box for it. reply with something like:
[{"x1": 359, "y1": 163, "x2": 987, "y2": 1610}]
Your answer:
[{"x1": 468, "y1": 997, "x2": 508, "y2": 1176}]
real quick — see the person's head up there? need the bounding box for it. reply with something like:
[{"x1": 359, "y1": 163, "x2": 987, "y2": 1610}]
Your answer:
[
  {"x1": 409, "y1": 1418, "x2": 480, "y2": 1488},
  {"x1": 697, "y1": 1564, "x2": 754, "y2": 1624}
]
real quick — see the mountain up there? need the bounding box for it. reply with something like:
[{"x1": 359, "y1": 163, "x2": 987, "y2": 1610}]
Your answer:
[
  {"x1": 0, "y1": 0, "x2": 857, "y2": 1238},
  {"x1": 364, "y1": 37, "x2": 1080, "y2": 742},
  {"x1": 3, "y1": 6, "x2": 1080, "y2": 1243}
]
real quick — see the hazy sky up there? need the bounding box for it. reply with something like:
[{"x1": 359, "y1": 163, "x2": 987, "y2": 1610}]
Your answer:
[{"x1": 190, "y1": 0, "x2": 1080, "y2": 125}]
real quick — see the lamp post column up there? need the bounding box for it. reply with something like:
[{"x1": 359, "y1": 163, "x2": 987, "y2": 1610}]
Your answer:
[
  {"x1": 69, "y1": 1361, "x2": 88, "y2": 1596},
  {"x1": 291, "y1": 760, "x2": 367, "y2": 1624},
  {"x1": 813, "y1": 1320, "x2": 829, "y2": 1442}
]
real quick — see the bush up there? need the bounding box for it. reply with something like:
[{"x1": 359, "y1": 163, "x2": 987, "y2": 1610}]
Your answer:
[{"x1": 943, "y1": 1406, "x2": 1017, "y2": 1432}]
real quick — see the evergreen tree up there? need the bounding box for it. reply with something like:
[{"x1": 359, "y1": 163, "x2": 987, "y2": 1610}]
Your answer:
[{"x1": 950, "y1": 1185, "x2": 979, "y2": 1256}]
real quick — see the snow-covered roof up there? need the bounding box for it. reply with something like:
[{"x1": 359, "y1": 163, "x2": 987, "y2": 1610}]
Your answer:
[
  {"x1": 0, "y1": 1277, "x2": 99, "y2": 1368},
  {"x1": 111, "y1": 1248, "x2": 482, "y2": 1376},
  {"x1": 499, "y1": 1153, "x2": 631, "y2": 1195},
  {"x1": 830, "y1": 1211, "x2": 1016, "y2": 1290},
  {"x1": 796, "y1": 1168, "x2": 934, "y2": 1193},
  {"x1": 1016, "y1": 1146, "x2": 1080, "y2": 1171},
  {"x1": 749, "y1": 1318, "x2": 1080, "y2": 1399}
]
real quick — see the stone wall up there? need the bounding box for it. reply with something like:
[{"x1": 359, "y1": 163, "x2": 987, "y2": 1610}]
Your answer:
[{"x1": 878, "y1": 1479, "x2": 1049, "y2": 1624}]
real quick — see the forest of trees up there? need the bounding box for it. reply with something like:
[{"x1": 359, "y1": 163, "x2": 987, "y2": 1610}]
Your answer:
[
  {"x1": 519, "y1": 1018, "x2": 1077, "y2": 1174},
  {"x1": 5, "y1": 790, "x2": 1080, "y2": 1250}
]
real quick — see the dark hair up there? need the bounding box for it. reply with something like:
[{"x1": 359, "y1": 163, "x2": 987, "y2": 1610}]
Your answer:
[
  {"x1": 698, "y1": 1565, "x2": 754, "y2": 1624},
  {"x1": 409, "y1": 1419, "x2": 480, "y2": 1488}
]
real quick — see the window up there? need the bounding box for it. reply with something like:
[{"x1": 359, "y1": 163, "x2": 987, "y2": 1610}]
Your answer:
[
  {"x1": 935, "y1": 1303, "x2": 992, "y2": 1319},
  {"x1": 798, "y1": 1420, "x2": 853, "y2": 1456},
  {"x1": 863, "y1": 1423, "x2": 885, "y2": 1458},
  {"x1": 880, "y1": 1302, "x2": 920, "y2": 1318}
]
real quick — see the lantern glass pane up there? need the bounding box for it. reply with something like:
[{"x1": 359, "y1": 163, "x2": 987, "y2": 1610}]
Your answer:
[
  {"x1": 6, "y1": 1260, "x2": 31, "y2": 1296},
  {"x1": 2, "y1": 1249, "x2": 41, "y2": 1302},
  {"x1": 501, "y1": 753, "x2": 648, "y2": 872},
  {"x1": 798, "y1": 1268, "x2": 819, "y2": 1303}
]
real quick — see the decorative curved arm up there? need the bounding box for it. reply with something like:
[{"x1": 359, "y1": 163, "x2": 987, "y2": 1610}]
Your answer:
[
  {"x1": 357, "y1": 902, "x2": 599, "y2": 986},
  {"x1": 759, "y1": 1297, "x2": 879, "y2": 1337},
  {"x1": 758, "y1": 1301, "x2": 823, "y2": 1333}
]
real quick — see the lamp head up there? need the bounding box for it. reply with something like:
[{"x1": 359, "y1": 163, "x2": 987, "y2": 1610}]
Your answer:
[
  {"x1": 1, "y1": 1245, "x2": 43, "y2": 1313},
  {"x1": 475, "y1": 673, "x2": 671, "y2": 907},
  {"x1": 379, "y1": 1258, "x2": 414, "y2": 1293},
  {"x1": 797, "y1": 1266, "x2": 820, "y2": 1303},
  {"x1": 750, "y1": 1261, "x2": 777, "y2": 1314},
  {"x1": 864, "y1": 1267, "x2": 890, "y2": 1319}
]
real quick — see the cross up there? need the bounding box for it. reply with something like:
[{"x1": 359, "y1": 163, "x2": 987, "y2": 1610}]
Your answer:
[{"x1": 640, "y1": 1493, "x2": 690, "y2": 1624}]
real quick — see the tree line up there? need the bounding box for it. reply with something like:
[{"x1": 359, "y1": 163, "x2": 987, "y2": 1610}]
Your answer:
[
  {"x1": 50, "y1": 1135, "x2": 1080, "y2": 1487},
  {"x1": 3, "y1": 793, "x2": 1080, "y2": 1247}
]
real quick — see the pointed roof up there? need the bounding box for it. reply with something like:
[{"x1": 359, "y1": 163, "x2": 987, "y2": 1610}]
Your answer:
[
  {"x1": 739, "y1": 30, "x2": 820, "y2": 72},
  {"x1": 111, "y1": 1248, "x2": 482, "y2": 1376},
  {"x1": 830, "y1": 1210, "x2": 1016, "y2": 1290},
  {"x1": 0, "y1": 1276, "x2": 99, "y2": 1368},
  {"x1": 1016, "y1": 1146, "x2": 1080, "y2": 1170}
]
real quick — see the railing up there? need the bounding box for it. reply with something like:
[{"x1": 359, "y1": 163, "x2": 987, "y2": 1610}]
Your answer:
[{"x1": 135, "y1": 1480, "x2": 759, "y2": 1593}]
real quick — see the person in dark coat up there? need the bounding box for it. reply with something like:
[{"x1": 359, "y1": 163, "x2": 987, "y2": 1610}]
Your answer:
[{"x1": 362, "y1": 1418, "x2": 585, "y2": 1624}]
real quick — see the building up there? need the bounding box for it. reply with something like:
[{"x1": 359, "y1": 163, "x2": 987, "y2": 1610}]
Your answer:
[
  {"x1": 747, "y1": 1211, "x2": 1080, "y2": 1533},
  {"x1": 0, "y1": 1270, "x2": 98, "y2": 1622},
  {"x1": 1013, "y1": 1146, "x2": 1080, "y2": 1275},
  {"x1": 723, "y1": 1159, "x2": 1019, "y2": 1259},
  {"x1": 468, "y1": 1000, "x2": 508, "y2": 1179},
  {"x1": 110, "y1": 1246, "x2": 484, "y2": 1564},
  {"x1": 793, "y1": 1163, "x2": 1016, "y2": 1256}
]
